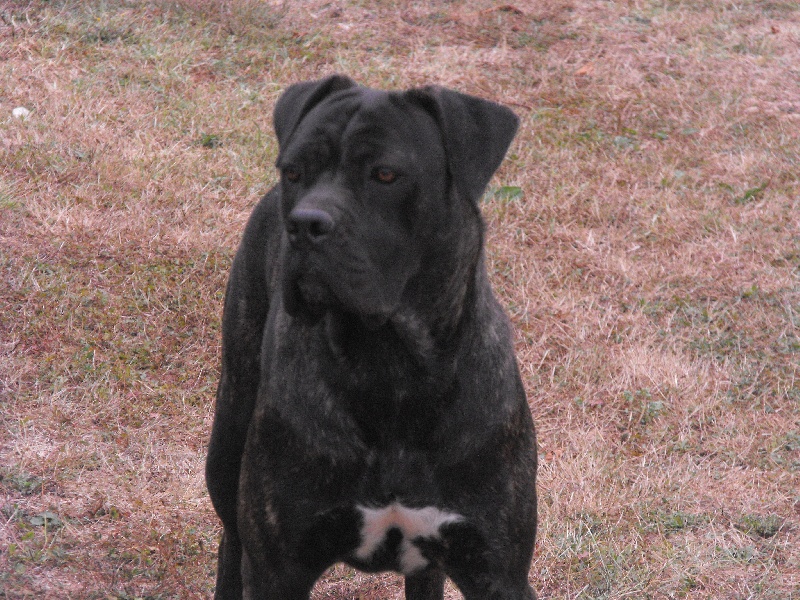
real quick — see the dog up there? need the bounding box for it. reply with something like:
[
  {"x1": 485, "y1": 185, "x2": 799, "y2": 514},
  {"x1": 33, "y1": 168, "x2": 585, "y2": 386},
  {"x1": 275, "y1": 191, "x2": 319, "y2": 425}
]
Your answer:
[{"x1": 206, "y1": 75, "x2": 538, "y2": 600}]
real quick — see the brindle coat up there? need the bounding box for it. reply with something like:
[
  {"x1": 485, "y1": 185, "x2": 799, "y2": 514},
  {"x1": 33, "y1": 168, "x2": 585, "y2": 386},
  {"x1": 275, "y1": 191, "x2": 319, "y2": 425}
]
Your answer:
[{"x1": 206, "y1": 75, "x2": 537, "y2": 600}]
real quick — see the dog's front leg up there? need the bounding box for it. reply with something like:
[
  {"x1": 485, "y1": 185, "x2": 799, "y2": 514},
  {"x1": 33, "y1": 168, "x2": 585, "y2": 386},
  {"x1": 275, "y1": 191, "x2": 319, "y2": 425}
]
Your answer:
[
  {"x1": 405, "y1": 569, "x2": 446, "y2": 600},
  {"x1": 213, "y1": 528, "x2": 243, "y2": 599},
  {"x1": 240, "y1": 546, "x2": 319, "y2": 600},
  {"x1": 207, "y1": 191, "x2": 279, "y2": 599}
]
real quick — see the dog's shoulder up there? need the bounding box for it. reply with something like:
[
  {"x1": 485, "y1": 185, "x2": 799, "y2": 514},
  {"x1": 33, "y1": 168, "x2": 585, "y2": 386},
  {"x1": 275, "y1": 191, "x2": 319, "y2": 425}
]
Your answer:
[
  {"x1": 226, "y1": 187, "x2": 283, "y2": 298},
  {"x1": 218, "y1": 188, "x2": 283, "y2": 359}
]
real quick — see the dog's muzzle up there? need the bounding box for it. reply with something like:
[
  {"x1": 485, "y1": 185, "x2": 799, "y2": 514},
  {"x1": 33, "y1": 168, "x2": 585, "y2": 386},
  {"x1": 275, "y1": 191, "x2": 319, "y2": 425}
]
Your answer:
[{"x1": 282, "y1": 207, "x2": 338, "y2": 322}]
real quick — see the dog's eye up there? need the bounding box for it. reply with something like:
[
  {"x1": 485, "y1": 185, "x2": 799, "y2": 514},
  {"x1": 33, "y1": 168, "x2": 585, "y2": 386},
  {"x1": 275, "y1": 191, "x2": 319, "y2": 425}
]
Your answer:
[
  {"x1": 373, "y1": 167, "x2": 398, "y2": 185},
  {"x1": 283, "y1": 168, "x2": 301, "y2": 183}
]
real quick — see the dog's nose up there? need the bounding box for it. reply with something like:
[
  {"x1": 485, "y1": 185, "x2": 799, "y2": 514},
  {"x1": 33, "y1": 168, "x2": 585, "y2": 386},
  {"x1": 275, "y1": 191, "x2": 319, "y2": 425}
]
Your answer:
[{"x1": 286, "y1": 208, "x2": 335, "y2": 245}]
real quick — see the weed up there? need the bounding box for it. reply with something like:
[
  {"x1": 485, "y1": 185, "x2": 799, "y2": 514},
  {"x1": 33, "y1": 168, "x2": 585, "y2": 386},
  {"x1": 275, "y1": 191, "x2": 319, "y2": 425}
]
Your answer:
[
  {"x1": 622, "y1": 388, "x2": 665, "y2": 427},
  {"x1": 734, "y1": 183, "x2": 769, "y2": 205},
  {"x1": 737, "y1": 514, "x2": 784, "y2": 539},
  {"x1": 652, "y1": 511, "x2": 709, "y2": 534},
  {"x1": 0, "y1": 470, "x2": 44, "y2": 496},
  {"x1": 199, "y1": 133, "x2": 222, "y2": 149}
]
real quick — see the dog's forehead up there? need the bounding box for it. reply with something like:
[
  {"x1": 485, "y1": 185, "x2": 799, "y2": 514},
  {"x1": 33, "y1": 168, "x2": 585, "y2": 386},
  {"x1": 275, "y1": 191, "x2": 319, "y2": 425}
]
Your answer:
[
  {"x1": 346, "y1": 88, "x2": 435, "y2": 137},
  {"x1": 292, "y1": 87, "x2": 439, "y2": 154}
]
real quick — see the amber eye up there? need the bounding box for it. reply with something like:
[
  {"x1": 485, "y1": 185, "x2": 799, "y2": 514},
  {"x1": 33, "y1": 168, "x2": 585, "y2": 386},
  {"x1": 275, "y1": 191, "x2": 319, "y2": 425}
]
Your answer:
[
  {"x1": 283, "y1": 167, "x2": 301, "y2": 183},
  {"x1": 373, "y1": 167, "x2": 398, "y2": 184}
]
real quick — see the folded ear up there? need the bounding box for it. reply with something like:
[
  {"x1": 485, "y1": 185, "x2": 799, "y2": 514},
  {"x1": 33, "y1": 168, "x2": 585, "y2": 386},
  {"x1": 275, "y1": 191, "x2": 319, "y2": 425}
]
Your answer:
[
  {"x1": 405, "y1": 86, "x2": 519, "y2": 202},
  {"x1": 273, "y1": 74, "x2": 357, "y2": 149}
]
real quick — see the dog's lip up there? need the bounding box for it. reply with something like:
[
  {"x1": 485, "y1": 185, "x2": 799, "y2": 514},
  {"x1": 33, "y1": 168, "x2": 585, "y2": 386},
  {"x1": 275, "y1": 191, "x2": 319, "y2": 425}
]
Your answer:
[
  {"x1": 286, "y1": 274, "x2": 393, "y2": 330},
  {"x1": 282, "y1": 251, "x2": 396, "y2": 329},
  {"x1": 283, "y1": 275, "x2": 326, "y2": 322}
]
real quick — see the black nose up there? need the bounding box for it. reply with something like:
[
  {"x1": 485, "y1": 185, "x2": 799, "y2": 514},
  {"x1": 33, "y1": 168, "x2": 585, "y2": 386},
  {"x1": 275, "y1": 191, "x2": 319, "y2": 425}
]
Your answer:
[{"x1": 286, "y1": 208, "x2": 335, "y2": 245}]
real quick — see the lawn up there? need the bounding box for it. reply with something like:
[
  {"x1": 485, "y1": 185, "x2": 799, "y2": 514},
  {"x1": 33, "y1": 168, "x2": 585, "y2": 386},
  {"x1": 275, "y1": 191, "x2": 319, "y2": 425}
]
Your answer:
[{"x1": 1, "y1": 0, "x2": 798, "y2": 598}]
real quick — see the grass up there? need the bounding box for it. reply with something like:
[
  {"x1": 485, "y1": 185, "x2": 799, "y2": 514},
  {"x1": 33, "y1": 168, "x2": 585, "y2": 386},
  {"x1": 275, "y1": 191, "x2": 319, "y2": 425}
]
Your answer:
[{"x1": 1, "y1": 0, "x2": 798, "y2": 598}]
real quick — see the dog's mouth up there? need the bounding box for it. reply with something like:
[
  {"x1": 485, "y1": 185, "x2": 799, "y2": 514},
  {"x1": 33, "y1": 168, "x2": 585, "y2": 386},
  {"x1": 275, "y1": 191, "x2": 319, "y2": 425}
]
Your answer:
[
  {"x1": 281, "y1": 262, "x2": 331, "y2": 324},
  {"x1": 283, "y1": 266, "x2": 391, "y2": 330}
]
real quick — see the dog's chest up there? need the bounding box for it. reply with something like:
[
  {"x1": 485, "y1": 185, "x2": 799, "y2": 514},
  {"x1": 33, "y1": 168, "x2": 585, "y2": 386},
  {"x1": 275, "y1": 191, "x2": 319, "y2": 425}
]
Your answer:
[{"x1": 351, "y1": 503, "x2": 463, "y2": 574}]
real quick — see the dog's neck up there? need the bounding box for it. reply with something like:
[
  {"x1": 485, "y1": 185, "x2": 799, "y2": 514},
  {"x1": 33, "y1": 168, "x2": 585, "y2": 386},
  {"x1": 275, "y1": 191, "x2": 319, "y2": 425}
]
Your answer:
[{"x1": 400, "y1": 195, "x2": 485, "y2": 347}]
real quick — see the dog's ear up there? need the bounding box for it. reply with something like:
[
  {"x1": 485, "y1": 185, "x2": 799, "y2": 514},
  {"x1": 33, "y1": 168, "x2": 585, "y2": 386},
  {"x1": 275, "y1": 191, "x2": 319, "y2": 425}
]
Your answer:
[
  {"x1": 274, "y1": 74, "x2": 357, "y2": 149},
  {"x1": 406, "y1": 86, "x2": 519, "y2": 203}
]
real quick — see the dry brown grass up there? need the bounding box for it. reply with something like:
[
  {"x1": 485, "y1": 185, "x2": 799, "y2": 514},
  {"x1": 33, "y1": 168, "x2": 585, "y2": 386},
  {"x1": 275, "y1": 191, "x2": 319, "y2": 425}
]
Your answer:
[{"x1": 1, "y1": 0, "x2": 798, "y2": 598}]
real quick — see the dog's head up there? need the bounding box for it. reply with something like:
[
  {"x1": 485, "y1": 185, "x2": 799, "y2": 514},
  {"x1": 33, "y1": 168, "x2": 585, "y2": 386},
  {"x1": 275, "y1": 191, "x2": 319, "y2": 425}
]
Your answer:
[{"x1": 273, "y1": 75, "x2": 518, "y2": 327}]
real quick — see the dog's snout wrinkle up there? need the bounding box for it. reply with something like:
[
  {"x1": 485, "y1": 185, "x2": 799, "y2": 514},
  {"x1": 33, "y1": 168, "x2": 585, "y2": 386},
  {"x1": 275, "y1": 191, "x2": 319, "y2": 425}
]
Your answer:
[{"x1": 287, "y1": 207, "x2": 335, "y2": 245}]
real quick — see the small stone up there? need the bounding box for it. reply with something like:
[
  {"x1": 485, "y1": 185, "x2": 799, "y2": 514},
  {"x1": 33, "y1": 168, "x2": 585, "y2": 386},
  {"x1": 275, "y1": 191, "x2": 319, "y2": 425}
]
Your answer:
[{"x1": 12, "y1": 106, "x2": 31, "y2": 120}]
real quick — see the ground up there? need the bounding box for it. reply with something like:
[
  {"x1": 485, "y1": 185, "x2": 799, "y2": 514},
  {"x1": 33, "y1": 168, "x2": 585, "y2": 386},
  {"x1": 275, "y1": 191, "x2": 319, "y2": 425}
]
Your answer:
[{"x1": 0, "y1": 0, "x2": 798, "y2": 598}]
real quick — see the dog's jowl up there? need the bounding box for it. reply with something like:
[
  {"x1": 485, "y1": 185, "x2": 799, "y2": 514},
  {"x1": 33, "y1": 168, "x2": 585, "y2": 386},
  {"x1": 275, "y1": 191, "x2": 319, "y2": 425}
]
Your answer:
[{"x1": 206, "y1": 75, "x2": 538, "y2": 600}]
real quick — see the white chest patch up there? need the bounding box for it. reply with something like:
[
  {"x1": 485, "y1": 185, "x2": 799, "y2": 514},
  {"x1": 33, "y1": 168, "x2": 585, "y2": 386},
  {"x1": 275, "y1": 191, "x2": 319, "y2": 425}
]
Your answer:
[{"x1": 354, "y1": 503, "x2": 464, "y2": 574}]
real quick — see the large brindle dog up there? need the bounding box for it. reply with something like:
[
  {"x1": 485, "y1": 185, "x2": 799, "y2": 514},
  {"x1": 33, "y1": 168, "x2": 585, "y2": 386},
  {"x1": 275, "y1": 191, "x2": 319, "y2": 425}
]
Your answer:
[{"x1": 206, "y1": 75, "x2": 538, "y2": 599}]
